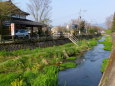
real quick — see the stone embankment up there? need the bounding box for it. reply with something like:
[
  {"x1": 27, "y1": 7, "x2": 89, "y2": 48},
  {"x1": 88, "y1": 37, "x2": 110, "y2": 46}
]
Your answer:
[{"x1": 0, "y1": 39, "x2": 71, "y2": 51}]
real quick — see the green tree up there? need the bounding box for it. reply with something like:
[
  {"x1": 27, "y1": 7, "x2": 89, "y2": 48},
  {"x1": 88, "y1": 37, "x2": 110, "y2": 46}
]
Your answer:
[
  {"x1": 111, "y1": 13, "x2": 115, "y2": 32},
  {"x1": 79, "y1": 21, "x2": 86, "y2": 34}
]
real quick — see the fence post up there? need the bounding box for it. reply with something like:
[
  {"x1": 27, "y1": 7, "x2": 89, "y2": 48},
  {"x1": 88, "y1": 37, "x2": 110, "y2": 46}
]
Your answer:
[
  {"x1": 12, "y1": 36, "x2": 14, "y2": 42},
  {"x1": 0, "y1": 35, "x2": 2, "y2": 43}
]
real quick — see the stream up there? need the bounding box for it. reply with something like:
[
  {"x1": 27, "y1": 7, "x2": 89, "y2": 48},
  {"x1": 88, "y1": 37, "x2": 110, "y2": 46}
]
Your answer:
[{"x1": 58, "y1": 37, "x2": 111, "y2": 86}]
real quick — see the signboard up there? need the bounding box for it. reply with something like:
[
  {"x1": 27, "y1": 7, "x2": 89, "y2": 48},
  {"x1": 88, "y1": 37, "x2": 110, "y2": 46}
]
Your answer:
[
  {"x1": 11, "y1": 23, "x2": 15, "y2": 36},
  {"x1": 3, "y1": 20, "x2": 11, "y2": 26}
]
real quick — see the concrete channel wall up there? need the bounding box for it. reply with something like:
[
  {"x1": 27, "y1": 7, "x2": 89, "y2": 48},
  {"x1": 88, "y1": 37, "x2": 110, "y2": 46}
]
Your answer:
[{"x1": 99, "y1": 34, "x2": 115, "y2": 86}]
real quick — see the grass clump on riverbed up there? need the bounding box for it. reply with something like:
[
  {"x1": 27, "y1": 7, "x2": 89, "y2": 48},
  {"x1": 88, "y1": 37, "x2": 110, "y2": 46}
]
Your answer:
[
  {"x1": 0, "y1": 37, "x2": 99, "y2": 86},
  {"x1": 59, "y1": 62, "x2": 77, "y2": 71},
  {"x1": 100, "y1": 36, "x2": 111, "y2": 73},
  {"x1": 100, "y1": 36, "x2": 112, "y2": 51},
  {"x1": 101, "y1": 58, "x2": 109, "y2": 73},
  {"x1": 33, "y1": 66, "x2": 58, "y2": 86}
]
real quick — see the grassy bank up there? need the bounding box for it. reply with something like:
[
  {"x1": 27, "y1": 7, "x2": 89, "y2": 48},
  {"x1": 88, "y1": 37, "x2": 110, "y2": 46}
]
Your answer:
[
  {"x1": 101, "y1": 58, "x2": 109, "y2": 73},
  {"x1": 0, "y1": 38, "x2": 98, "y2": 86},
  {"x1": 105, "y1": 29, "x2": 112, "y2": 34},
  {"x1": 100, "y1": 35, "x2": 112, "y2": 73},
  {"x1": 59, "y1": 62, "x2": 77, "y2": 71},
  {"x1": 100, "y1": 36, "x2": 112, "y2": 51}
]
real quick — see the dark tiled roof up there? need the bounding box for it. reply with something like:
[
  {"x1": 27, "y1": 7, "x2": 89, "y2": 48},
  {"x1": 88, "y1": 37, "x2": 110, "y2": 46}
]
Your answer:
[
  {"x1": 0, "y1": 1, "x2": 29, "y2": 15},
  {"x1": 12, "y1": 18, "x2": 46, "y2": 27}
]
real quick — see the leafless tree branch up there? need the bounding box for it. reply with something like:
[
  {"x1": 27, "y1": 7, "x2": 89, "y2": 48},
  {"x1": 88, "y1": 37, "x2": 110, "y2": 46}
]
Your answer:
[{"x1": 27, "y1": 0, "x2": 52, "y2": 25}]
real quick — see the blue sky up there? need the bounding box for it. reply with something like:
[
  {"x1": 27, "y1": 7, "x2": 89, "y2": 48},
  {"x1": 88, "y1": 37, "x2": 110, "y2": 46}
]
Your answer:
[{"x1": 13, "y1": 0, "x2": 115, "y2": 26}]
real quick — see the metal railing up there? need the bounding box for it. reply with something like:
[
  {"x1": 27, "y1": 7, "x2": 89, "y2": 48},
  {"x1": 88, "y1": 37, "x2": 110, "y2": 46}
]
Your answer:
[{"x1": 52, "y1": 33, "x2": 78, "y2": 46}]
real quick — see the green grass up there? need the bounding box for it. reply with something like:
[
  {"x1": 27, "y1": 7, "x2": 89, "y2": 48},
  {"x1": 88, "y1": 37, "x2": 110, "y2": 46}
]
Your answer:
[
  {"x1": 33, "y1": 66, "x2": 58, "y2": 86},
  {"x1": 101, "y1": 58, "x2": 109, "y2": 73},
  {"x1": 0, "y1": 73, "x2": 20, "y2": 86},
  {"x1": 105, "y1": 29, "x2": 112, "y2": 34},
  {"x1": 0, "y1": 37, "x2": 99, "y2": 86},
  {"x1": 103, "y1": 42, "x2": 112, "y2": 51},
  {"x1": 59, "y1": 62, "x2": 77, "y2": 70},
  {"x1": 20, "y1": 66, "x2": 58, "y2": 86},
  {"x1": 66, "y1": 57, "x2": 77, "y2": 60},
  {"x1": 100, "y1": 36, "x2": 112, "y2": 51},
  {"x1": 0, "y1": 66, "x2": 58, "y2": 86},
  {"x1": 100, "y1": 36, "x2": 112, "y2": 73}
]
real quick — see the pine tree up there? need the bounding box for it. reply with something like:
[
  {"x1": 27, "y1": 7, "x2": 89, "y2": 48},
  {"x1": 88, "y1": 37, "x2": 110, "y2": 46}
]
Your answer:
[{"x1": 111, "y1": 13, "x2": 115, "y2": 32}]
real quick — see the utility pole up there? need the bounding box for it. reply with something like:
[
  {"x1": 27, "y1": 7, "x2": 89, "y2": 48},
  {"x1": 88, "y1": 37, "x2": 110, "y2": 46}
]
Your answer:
[
  {"x1": 78, "y1": 9, "x2": 87, "y2": 20},
  {"x1": 78, "y1": 9, "x2": 87, "y2": 35}
]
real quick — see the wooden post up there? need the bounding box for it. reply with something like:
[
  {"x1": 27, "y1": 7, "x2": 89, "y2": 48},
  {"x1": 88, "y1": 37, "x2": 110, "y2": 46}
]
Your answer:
[
  {"x1": 0, "y1": 35, "x2": 2, "y2": 43},
  {"x1": 12, "y1": 36, "x2": 14, "y2": 41},
  {"x1": 0, "y1": 20, "x2": 2, "y2": 43},
  {"x1": 31, "y1": 27, "x2": 33, "y2": 36}
]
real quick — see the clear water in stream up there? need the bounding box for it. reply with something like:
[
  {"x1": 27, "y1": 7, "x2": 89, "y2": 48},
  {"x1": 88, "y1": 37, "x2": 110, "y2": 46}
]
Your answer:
[{"x1": 58, "y1": 37, "x2": 111, "y2": 86}]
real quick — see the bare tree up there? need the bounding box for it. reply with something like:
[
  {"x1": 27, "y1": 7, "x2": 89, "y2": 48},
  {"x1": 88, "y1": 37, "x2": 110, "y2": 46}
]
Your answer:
[
  {"x1": 111, "y1": 13, "x2": 115, "y2": 32},
  {"x1": 70, "y1": 18, "x2": 81, "y2": 25},
  {"x1": 28, "y1": 0, "x2": 52, "y2": 24}
]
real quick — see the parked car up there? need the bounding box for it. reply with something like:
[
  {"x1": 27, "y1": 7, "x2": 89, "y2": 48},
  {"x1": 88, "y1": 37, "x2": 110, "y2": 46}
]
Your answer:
[{"x1": 15, "y1": 29, "x2": 29, "y2": 38}]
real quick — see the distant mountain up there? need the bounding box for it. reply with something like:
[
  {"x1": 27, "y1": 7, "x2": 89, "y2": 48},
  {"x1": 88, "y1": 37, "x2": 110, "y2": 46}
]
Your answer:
[{"x1": 93, "y1": 23, "x2": 107, "y2": 29}]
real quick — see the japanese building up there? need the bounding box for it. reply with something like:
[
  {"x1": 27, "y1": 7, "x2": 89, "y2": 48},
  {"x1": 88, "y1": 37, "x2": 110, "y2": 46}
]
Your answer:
[{"x1": 0, "y1": 0, "x2": 47, "y2": 37}]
